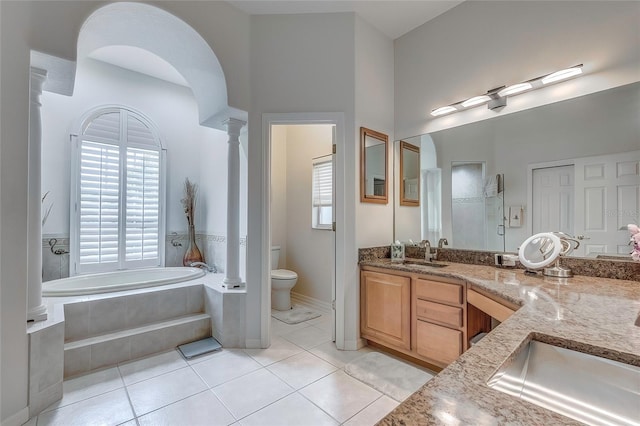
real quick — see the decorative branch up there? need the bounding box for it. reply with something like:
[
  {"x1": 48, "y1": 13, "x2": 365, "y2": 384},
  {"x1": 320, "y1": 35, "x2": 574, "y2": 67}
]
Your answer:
[
  {"x1": 181, "y1": 178, "x2": 197, "y2": 228},
  {"x1": 42, "y1": 191, "x2": 53, "y2": 227}
]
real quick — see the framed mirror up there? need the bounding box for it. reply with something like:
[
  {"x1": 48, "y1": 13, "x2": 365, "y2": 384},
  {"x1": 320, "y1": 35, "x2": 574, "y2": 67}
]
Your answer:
[
  {"x1": 360, "y1": 127, "x2": 388, "y2": 204},
  {"x1": 400, "y1": 141, "x2": 420, "y2": 206}
]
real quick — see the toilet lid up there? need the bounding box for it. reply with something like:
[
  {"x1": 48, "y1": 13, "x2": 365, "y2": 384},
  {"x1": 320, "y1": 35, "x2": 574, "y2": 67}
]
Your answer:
[{"x1": 272, "y1": 269, "x2": 298, "y2": 280}]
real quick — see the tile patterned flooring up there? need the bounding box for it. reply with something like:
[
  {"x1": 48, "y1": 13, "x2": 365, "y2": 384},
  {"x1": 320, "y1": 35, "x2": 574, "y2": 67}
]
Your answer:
[{"x1": 26, "y1": 311, "x2": 406, "y2": 426}]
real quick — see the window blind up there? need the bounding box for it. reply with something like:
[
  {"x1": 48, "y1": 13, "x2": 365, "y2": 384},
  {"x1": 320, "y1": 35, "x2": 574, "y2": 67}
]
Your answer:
[
  {"x1": 312, "y1": 156, "x2": 333, "y2": 229},
  {"x1": 312, "y1": 159, "x2": 332, "y2": 207}
]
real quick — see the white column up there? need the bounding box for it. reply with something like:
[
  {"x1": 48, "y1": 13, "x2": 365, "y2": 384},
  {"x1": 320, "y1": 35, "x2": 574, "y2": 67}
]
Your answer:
[
  {"x1": 27, "y1": 67, "x2": 48, "y2": 322},
  {"x1": 223, "y1": 118, "x2": 246, "y2": 288}
]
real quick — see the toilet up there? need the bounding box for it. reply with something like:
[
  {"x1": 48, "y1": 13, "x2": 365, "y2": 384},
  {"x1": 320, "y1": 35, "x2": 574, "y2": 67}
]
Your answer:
[{"x1": 271, "y1": 246, "x2": 298, "y2": 311}]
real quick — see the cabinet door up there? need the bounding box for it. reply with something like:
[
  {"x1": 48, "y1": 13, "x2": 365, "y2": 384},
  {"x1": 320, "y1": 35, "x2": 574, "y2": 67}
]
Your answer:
[
  {"x1": 361, "y1": 271, "x2": 411, "y2": 350},
  {"x1": 416, "y1": 319, "x2": 462, "y2": 366}
]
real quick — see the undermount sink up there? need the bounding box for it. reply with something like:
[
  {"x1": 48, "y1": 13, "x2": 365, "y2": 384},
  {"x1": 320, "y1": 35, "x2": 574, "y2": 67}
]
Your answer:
[
  {"x1": 401, "y1": 259, "x2": 448, "y2": 268},
  {"x1": 487, "y1": 339, "x2": 640, "y2": 425}
]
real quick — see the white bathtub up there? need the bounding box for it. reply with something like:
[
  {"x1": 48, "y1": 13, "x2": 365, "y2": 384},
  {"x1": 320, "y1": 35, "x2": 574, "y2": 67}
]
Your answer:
[{"x1": 42, "y1": 267, "x2": 207, "y2": 297}]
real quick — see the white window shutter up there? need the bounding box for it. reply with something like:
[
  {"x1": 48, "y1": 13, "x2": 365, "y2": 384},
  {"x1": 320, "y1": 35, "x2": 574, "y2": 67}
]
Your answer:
[
  {"x1": 73, "y1": 107, "x2": 165, "y2": 274},
  {"x1": 125, "y1": 147, "x2": 160, "y2": 262},
  {"x1": 79, "y1": 141, "x2": 120, "y2": 264}
]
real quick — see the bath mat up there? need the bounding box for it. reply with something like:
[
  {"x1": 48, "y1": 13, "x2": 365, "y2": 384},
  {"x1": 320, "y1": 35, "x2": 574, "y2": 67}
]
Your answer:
[
  {"x1": 344, "y1": 352, "x2": 434, "y2": 402},
  {"x1": 178, "y1": 337, "x2": 222, "y2": 359},
  {"x1": 271, "y1": 305, "x2": 321, "y2": 324}
]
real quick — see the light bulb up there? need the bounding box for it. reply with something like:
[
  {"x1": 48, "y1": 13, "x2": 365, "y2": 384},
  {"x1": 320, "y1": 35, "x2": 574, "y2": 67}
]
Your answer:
[
  {"x1": 498, "y1": 82, "x2": 533, "y2": 97},
  {"x1": 431, "y1": 106, "x2": 456, "y2": 116},
  {"x1": 461, "y1": 95, "x2": 491, "y2": 108},
  {"x1": 541, "y1": 66, "x2": 583, "y2": 85}
]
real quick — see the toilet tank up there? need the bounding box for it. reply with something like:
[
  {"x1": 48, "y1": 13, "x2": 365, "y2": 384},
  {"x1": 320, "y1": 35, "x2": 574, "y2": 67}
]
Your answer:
[{"x1": 271, "y1": 246, "x2": 280, "y2": 270}]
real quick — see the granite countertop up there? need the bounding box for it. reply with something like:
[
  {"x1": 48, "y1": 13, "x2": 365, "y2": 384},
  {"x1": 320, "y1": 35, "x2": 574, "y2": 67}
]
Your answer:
[{"x1": 359, "y1": 259, "x2": 640, "y2": 425}]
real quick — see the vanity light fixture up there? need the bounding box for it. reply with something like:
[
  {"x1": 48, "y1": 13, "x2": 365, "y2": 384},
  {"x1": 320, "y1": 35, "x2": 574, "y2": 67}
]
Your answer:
[{"x1": 430, "y1": 64, "x2": 583, "y2": 117}]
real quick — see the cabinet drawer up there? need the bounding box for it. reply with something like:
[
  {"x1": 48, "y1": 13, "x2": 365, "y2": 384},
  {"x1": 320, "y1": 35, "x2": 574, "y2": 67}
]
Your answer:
[
  {"x1": 416, "y1": 299, "x2": 462, "y2": 328},
  {"x1": 415, "y1": 279, "x2": 462, "y2": 305},
  {"x1": 416, "y1": 320, "x2": 462, "y2": 365}
]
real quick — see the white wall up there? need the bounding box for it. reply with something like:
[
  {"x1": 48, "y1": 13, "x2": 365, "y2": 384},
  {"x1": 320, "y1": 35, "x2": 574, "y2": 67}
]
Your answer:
[
  {"x1": 0, "y1": 2, "x2": 250, "y2": 421},
  {"x1": 248, "y1": 13, "x2": 358, "y2": 348},
  {"x1": 355, "y1": 16, "x2": 395, "y2": 248},
  {"x1": 41, "y1": 58, "x2": 229, "y2": 239},
  {"x1": 395, "y1": 1, "x2": 640, "y2": 139},
  {"x1": 285, "y1": 125, "x2": 333, "y2": 303}
]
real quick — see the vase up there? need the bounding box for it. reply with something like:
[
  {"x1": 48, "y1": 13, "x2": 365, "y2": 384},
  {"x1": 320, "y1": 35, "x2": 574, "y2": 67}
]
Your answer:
[{"x1": 183, "y1": 224, "x2": 204, "y2": 266}]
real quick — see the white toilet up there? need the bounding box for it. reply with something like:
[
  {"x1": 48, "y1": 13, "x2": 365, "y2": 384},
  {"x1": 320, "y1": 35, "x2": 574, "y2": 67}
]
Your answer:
[{"x1": 271, "y1": 246, "x2": 298, "y2": 311}]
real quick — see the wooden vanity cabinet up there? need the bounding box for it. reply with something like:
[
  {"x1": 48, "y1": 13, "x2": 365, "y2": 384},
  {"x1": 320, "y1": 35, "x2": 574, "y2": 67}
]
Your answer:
[
  {"x1": 360, "y1": 266, "x2": 522, "y2": 368},
  {"x1": 412, "y1": 278, "x2": 465, "y2": 367},
  {"x1": 360, "y1": 270, "x2": 411, "y2": 351},
  {"x1": 360, "y1": 266, "x2": 468, "y2": 368}
]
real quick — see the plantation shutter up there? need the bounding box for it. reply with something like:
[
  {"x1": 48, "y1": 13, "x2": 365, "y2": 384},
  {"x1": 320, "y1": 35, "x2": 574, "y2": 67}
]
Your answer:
[
  {"x1": 73, "y1": 107, "x2": 164, "y2": 274},
  {"x1": 125, "y1": 148, "x2": 160, "y2": 262},
  {"x1": 79, "y1": 141, "x2": 121, "y2": 264}
]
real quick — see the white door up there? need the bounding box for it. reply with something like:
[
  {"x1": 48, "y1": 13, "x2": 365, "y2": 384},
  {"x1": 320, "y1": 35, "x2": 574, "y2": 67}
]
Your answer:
[
  {"x1": 574, "y1": 151, "x2": 640, "y2": 257},
  {"x1": 532, "y1": 165, "x2": 575, "y2": 236}
]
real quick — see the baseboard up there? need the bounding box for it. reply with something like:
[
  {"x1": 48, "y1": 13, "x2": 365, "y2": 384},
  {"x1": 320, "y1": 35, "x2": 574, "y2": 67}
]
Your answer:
[
  {"x1": 342, "y1": 338, "x2": 367, "y2": 351},
  {"x1": 290, "y1": 292, "x2": 332, "y2": 313},
  {"x1": 1, "y1": 406, "x2": 29, "y2": 426},
  {"x1": 245, "y1": 338, "x2": 263, "y2": 349}
]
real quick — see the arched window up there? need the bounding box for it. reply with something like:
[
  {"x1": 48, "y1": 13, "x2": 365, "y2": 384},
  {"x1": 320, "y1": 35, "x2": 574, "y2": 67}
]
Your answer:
[{"x1": 70, "y1": 107, "x2": 166, "y2": 275}]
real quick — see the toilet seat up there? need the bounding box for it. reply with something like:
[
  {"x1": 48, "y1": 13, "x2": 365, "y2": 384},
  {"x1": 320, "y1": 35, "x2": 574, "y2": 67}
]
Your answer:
[{"x1": 272, "y1": 269, "x2": 297, "y2": 280}]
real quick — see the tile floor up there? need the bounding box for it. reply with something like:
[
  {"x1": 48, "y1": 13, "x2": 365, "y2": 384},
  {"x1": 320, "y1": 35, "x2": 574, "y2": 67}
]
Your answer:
[{"x1": 26, "y1": 310, "x2": 418, "y2": 426}]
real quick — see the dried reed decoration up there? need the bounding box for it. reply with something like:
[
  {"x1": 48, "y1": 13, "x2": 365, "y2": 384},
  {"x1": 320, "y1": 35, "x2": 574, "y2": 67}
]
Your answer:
[{"x1": 181, "y1": 178, "x2": 197, "y2": 227}]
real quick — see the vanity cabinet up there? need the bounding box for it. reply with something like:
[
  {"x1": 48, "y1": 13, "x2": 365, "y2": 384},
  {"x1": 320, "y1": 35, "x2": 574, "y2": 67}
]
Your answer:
[
  {"x1": 360, "y1": 270, "x2": 411, "y2": 351},
  {"x1": 412, "y1": 278, "x2": 465, "y2": 366},
  {"x1": 360, "y1": 266, "x2": 469, "y2": 369}
]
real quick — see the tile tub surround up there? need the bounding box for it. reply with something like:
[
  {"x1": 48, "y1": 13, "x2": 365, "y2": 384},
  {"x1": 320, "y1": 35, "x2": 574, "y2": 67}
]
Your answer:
[
  {"x1": 28, "y1": 272, "x2": 246, "y2": 417},
  {"x1": 359, "y1": 259, "x2": 640, "y2": 425},
  {"x1": 359, "y1": 246, "x2": 640, "y2": 281}
]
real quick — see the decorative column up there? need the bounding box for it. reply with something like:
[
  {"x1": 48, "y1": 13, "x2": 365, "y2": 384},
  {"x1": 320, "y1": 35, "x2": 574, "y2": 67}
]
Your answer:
[
  {"x1": 27, "y1": 67, "x2": 48, "y2": 322},
  {"x1": 223, "y1": 118, "x2": 246, "y2": 288}
]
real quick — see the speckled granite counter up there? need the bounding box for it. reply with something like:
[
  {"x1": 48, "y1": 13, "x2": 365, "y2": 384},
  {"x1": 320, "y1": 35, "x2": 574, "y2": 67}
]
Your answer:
[{"x1": 359, "y1": 259, "x2": 640, "y2": 425}]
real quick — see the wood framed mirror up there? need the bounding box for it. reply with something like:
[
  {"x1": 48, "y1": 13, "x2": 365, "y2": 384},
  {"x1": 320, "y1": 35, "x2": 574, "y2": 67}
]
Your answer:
[
  {"x1": 360, "y1": 127, "x2": 388, "y2": 204},
  {"x1": 399, "y1": 140, "x2": 420, "y2": 206}
]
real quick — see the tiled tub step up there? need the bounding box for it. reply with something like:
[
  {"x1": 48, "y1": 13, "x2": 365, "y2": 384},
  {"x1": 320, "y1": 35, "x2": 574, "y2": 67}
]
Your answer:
[
  {"x1": 62, "y1": 284, "x2": 211, "y2": 378},
  {"x1": 64, "y1": 313, "x2": 211, "y2": 377},
  {"x1": 63, "y1": 284, "x2": 206, "y2": 342}
]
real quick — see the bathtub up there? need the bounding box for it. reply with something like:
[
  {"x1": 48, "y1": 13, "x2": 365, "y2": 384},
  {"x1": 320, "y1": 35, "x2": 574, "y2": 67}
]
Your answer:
[{"x1": 42, "y1": 267, "x2": 207, "y2": 297}]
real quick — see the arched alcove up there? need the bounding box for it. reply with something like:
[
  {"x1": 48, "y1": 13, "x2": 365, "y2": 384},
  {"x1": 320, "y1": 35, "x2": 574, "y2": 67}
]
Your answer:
[{"x1": 77, "y1": 2, "x2": 245, "y2": 129}]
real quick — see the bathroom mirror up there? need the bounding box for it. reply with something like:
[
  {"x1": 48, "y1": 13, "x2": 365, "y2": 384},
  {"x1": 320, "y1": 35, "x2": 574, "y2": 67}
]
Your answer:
[
  {"x1": 518, "y1": 232, "x2": 561, "y2": 270},
  {"x1": 399, "y1": 141, "x2": 420, "y2": 206},
  {"x1": 393, "y1": 82, "x2": 640, "y2": 259},
  {"x1": 360, "y1": 127, "x2": 388, "y2": 204}
]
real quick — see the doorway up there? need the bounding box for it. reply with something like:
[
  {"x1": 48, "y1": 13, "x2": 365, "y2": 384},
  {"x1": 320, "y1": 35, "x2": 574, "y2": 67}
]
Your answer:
[{"x1": 263, "y1": 113, "x2": 343, "y2": 348}]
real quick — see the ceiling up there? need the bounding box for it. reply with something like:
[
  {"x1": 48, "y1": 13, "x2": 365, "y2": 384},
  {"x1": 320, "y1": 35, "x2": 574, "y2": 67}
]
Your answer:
[
  {"x1": 227, "y1": 0, "x2": 463, "y2": 40},
  {"x1": 86, "y1": 1, "x2": 463, "y2": 86}
]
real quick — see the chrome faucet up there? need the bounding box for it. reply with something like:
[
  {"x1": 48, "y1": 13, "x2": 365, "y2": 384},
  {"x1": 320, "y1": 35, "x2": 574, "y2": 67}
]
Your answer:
[
  {"x1": 190, "y1": 262, "x2": 217, "y2": 273},
  {"x1": 420, "y1": 240, "x2": 433, "y2": 262},
  {"x1": 438, "y1": 238, "x2": 448, "y2": 248}
]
